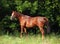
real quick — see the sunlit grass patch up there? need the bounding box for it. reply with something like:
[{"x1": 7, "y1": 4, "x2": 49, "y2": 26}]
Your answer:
[{"x1": 0, "y1": 34, "x2": 60, "y2": 44}]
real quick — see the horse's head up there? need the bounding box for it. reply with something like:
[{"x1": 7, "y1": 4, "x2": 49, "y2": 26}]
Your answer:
[
  {"x1": 10, "y1": 11, "x2": 16, "y2": 20},
  {"x1": 10, "y1": 11, "x2": 23, "y2": 20}
]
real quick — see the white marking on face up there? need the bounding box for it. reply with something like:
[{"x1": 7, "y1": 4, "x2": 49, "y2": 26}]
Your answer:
[
  {"x1": 12, "y1": 12, "x2": 14, "y2": 17},
  {"x1": 10, "y1": 12, "x2": 14, "y2": 20}
]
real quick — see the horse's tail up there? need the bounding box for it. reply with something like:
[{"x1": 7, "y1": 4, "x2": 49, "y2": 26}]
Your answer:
[{"x1": 44, "y1": 17, "x2": 50, "y2": 33}]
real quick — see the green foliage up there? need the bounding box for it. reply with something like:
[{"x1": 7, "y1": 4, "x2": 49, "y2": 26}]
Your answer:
[
  {"x1": 30, "y1": 1, "x2": 38, "y2": 14},
  {"x1": 16, "y1": 1, "x2": 32, "y2": 12},
  {"x1": 15, "y1": 0, "x2": 38, "y2": 14},
  {"x1": 0, "y1": 0, "x2": 60, "y2": 35}
]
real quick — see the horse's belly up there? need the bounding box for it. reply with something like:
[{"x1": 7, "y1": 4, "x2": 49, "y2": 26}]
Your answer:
[{"x1": 26, "y1": 22, "x2": 34, "y2": 27}]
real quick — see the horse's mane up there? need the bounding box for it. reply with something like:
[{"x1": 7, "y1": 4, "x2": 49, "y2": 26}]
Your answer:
[{"x1": 15, "y1": 11, "x2": 24, "y2": 17}]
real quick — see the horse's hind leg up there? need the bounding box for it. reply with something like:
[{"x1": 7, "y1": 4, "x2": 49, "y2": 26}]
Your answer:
[{"x1": 39, "y1": 26, "x2": 44, "y2": 40}]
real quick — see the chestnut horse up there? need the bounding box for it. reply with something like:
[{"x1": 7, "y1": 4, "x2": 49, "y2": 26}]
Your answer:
[{"x1": 10, "y1": 11, "x2": 50, "y2": 40}]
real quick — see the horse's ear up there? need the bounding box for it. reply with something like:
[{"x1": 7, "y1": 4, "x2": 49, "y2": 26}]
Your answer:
[
  {"x1": 11, "y1": 10, "x2": 14, "y2": 12},
  {"x1": 12, "y1": 10, "x2": 15, "y2": 12},
  {"x1": 12, "y1": 11, "x2": 16, "y2": 13}
]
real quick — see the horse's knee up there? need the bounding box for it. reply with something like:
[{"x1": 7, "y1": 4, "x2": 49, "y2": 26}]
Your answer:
[
  {"x1": 24, "y1": 28, "x2": 27, "y2": 33},
  {"x1": 39, "y1": 27, "x2": 44, "y2": 34},
  {"x1": 42, "y1": 31, "x2": 44, "y2": 35},
  {"x1": 41, "y1": 30, "x2": 44, "y2": 34},
  {"x1": 21, "y1": 31, "x2": 23, "y2": 34},
  {"x1": 21, "y1": 29, "x2": 23, "y2": 33}
]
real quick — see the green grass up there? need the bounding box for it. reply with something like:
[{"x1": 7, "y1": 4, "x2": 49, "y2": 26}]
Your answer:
[{"x1": 0, "y1": 34, "x2": 60, "y2": 44}]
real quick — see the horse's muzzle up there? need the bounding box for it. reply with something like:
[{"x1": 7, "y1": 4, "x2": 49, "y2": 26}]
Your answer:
[{"x1": 10, "y1": 16, "x2": 13, "y2": 20}]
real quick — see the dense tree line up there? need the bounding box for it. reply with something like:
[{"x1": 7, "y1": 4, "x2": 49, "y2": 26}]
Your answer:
[{"x1": 0, "y1": 0, "x2": 60, "y2": 35}]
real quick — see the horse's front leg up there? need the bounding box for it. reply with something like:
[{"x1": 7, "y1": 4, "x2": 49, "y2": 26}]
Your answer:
[
  {"x1": 24, "y1": 28, "x2": 28, "y2": 36},
  {"x1": 20, "y1": 26, "x2": 24, "y2": 38}
]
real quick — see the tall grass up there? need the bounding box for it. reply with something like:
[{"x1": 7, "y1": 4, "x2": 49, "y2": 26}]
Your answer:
[{"x1": 0, "y1": 34, "x2": 60, "y2": 44}]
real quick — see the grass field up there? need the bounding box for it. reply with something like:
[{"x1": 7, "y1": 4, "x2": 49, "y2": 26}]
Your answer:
[{"x1": 0, "y1": 34, "x2": 60, "y2": 44}]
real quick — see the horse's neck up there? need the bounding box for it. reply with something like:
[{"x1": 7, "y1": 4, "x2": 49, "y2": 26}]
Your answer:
[
  {"x1": 16, "y1": 12, "x2": 24, "y2": 19},
  {"x1": 15, "y1": 12, "x2": 20, "y2": 17}
]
